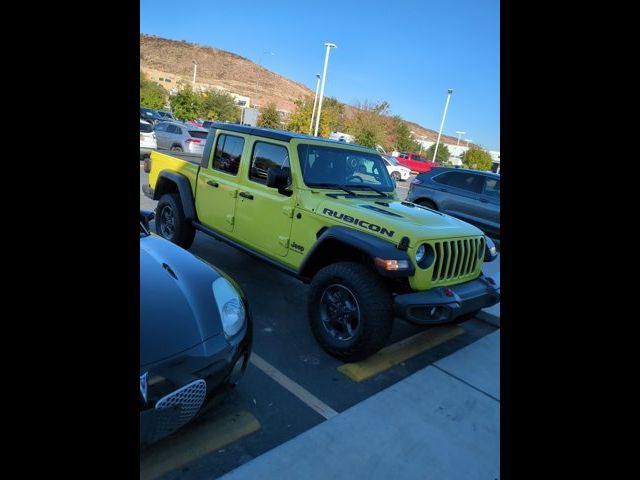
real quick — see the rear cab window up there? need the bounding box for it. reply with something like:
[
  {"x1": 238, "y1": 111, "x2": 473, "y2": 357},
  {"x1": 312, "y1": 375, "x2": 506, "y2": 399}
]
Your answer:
[
  {"x1": 212, "y1": 134, "x2": 245, "y2": 175},
  {"x1": 483, "y1": 177, "x2": 500, "y2": 198},
  {"x1": 434, "y1": 172, "x2": 483, "y2": 193}
]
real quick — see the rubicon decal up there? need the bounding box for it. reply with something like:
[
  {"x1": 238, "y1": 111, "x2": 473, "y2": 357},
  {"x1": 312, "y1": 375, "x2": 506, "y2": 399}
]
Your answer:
[{"x1": 322, "y1": 208, "x2": 395, "y2": 238}]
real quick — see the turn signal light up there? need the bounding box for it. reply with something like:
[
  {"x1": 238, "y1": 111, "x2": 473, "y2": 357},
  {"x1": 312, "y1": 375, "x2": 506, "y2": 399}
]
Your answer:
[{"x1": 374, "y1": 258, "x2": 410, "y2": 271}]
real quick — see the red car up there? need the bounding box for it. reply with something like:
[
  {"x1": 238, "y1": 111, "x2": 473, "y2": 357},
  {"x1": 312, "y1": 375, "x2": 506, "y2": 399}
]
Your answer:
[{"x1": 396, "y1": 152, "x2": 441, "y2": 173}]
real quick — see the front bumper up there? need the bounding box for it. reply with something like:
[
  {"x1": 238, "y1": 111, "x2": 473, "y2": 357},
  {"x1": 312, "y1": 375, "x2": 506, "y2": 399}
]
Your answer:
[
  {"x1": 393, "y1": 274, "x2": 500, "y2": 324},
  {"x1": 140, "y1": 314, "x2": 252, "y2": 445}
]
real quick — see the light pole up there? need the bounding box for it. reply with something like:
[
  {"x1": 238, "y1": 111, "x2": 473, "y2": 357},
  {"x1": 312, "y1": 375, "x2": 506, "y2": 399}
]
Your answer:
[
  {"x1": 314, "y1": 42, "x2": 337, "y2": 137},
  {"x1": 455, "y1": 131, "x2": 466, "y2": 146},
  {"x1": 192, "y1": 60, "x2": 198, "y2": 89},
  {"x1": 431, "y1": 88, "x2": 453, "y2": 162},
  {"x1": 309, "y1": 74, "x2": 321, "y2": 135},
  {"x1": 465, "y1": 139, "x2": 473, "y2": 148}
]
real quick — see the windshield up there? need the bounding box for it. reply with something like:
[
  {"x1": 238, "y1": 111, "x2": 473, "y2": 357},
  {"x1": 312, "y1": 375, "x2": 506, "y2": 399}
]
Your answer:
[
  {"x1": 298, "y1": 144, "x2": 395, "y2": 192},
  {"x1": 140, "y1": 122, "x2": 153, "y2": 133},
  {"x1": 188, "y1": 130, "x2": 208, "y2": 139},
  {"x1": 384, "y1": 155, "x2": 399, "y2": 166}
]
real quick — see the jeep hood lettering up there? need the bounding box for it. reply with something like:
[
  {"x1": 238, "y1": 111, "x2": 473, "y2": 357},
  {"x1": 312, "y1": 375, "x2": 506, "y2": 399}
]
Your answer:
[{"x1": 317, "y1": 197, "x2": 484, "y2": 242}]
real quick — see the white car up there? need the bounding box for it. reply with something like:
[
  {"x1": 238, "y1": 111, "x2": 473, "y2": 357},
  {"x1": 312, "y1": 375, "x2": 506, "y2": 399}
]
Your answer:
[
  {"x1": 140, "y1": 120, "x2": 157, "y2": 159},
  {"x1": 381, "y1": 154, "x2": 411, "y2": 182}
]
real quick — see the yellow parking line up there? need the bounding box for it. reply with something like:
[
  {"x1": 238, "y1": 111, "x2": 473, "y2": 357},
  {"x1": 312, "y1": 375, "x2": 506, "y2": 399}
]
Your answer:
[
  {"x1": 140, "y1": 405, "x2": 260, "y2": 480},
  {"x1": 337, "y1": 324, "x2": 464, "y2": 383}
]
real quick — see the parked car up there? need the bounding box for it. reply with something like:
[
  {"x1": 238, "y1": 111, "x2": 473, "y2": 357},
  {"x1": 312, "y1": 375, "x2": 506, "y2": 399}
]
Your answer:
[
  {"x1": 396, "y1": 152, "x2": 441, "y2": 173},
  {"x1": 140, "y1": 120, "x2": 157, "y2": 159},
  {"x1": 157, "y1": 111, "x2": 175, "y2": 121},
  {"x1": 139, "y1": 210, "x2": 252, "y2": 445},
  {"x1": 140, "y1": 107, "x2": 164, "y2": 125},
  {"x1": 153, "y1": 121, "x2": 209, "y2": 154},
  {"x1": 406, "y1": 167, "x2": 500, "y2": 237},
  {"x1": 381, "y1": 154, "x2": 411, "y2": 182}
]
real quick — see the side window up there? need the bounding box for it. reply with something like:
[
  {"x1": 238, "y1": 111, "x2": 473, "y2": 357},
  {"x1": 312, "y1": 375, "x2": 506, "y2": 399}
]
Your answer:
[
  {"x1": 166, "y1": 124, "x2": 177, "y2": 134},
  {"x1": 484, "y1": 178, "x2": 500, "y2": 198},
  {"x1": 433, "y1": 172, "x2": 453, "y2": 185},
  {"x1": 213, "y1": 134, "x2": 244, "y2": 175},
  {"x1": 447, "y1": 172, "x2": 483, "y2": 193},
  {"x1": 250, "y1": 142, "x2": 290, "y2": 185}
]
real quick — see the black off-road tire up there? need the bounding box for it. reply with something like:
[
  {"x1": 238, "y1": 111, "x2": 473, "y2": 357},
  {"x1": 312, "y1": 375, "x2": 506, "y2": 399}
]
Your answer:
[
  {"x1": 308, "y1": 262, "x2": 393, "y2": 362},
  {"x1": 155, "y1": 193, "x2": 195, "y2": 248}
]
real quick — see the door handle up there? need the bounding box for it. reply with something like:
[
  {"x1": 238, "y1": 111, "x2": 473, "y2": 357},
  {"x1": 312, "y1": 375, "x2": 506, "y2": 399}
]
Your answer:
[
  {"x1": 206, "y1": 181, "x2": 219, "y2": 188},
  {"x1": 239, "y1": 192, "x2": 254, "y2": 200}
]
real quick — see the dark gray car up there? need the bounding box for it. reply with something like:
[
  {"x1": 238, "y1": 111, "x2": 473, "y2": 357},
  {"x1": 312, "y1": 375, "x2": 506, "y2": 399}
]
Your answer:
[{"x1": 406, "y1": 167, "x2": 500, "y2": 237}]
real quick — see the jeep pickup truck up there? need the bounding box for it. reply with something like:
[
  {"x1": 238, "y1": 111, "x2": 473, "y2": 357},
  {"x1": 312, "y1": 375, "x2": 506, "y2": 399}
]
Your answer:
[{"x1": 142, "y1": 123, "x2": 499, "y2": 361}]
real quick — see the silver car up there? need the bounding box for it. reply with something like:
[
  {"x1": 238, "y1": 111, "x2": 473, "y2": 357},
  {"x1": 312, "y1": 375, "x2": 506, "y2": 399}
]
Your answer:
[
  {"x1": 406, "y1": 167, "x2": 500, "y2": 237},
  {"x1": 153, "y1": 121, "x2": 208, "y2": 155}
]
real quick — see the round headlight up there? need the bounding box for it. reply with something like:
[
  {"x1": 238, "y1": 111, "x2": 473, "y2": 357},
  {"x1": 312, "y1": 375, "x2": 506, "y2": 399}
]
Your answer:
[
  {"x1": 416, "y1": 244, "x2": 425, "y2": 263},
  {"x1": 212, "y1": 277, "x2": 246, "y2": 338},
  {"x1": 416, "y1": 243, "x2": 435, "y2": 269}
]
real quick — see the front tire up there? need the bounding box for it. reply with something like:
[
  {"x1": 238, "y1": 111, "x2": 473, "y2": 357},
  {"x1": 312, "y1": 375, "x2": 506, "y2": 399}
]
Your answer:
[
  {"x1": 155, "y1": 193, "x2": 195, "y2": 248},
  {"x1": 308, "y1": 262, "x2": 393, "y2": 362},
  {"x1": 170, "y1": 145, "x2": 183, "y2": 152},
  {"x1": 391, "y1": 171, "x2": 401, "y2": 182}
]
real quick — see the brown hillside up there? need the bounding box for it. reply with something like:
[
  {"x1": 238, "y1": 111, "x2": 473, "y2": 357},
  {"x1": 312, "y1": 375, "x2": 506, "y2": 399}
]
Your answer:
[{"x1": 140, "y1": 34, "x2": 463, "y2": 146}]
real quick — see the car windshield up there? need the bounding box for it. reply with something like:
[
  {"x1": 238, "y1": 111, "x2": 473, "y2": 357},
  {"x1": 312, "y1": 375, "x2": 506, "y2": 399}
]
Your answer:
[
  {"x1": 140, "y1": 122, "x2": 153, "y2": 133},
  {"x1": 188, "y1": 130, "x2": 208, "y2": 139},
  {"x1": 385, "y1": 155, "x2": 400, "y2": 166},
  {"x1": 298, "y1": 144, "x2": 395, "y2": 192}
]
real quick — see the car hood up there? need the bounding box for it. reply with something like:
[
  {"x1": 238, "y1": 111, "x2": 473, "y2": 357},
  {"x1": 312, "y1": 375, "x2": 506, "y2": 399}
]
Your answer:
[
  {"x1": 140, "y1": 235, "x2": 224, "y2": 368},
  {"x1": 315, "y1": 195, "x2": 484, "y2": 245}
]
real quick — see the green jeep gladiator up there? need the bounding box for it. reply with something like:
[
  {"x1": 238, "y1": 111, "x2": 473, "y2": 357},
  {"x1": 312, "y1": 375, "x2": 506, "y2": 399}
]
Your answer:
[{"x1": 142, "y1": 123, "x2": 499, "y2": 361}]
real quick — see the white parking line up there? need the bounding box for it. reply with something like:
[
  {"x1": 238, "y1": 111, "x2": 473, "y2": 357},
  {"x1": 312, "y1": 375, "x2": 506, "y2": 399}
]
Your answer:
[{"x1": 250, "y1": 353, "x2": 338, "y2": 420}]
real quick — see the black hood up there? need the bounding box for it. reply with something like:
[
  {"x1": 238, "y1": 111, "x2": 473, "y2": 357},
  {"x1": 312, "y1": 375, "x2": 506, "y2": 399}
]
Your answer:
[{"x1": 140, "y1": 235, "x2": 224, "y2": 368}]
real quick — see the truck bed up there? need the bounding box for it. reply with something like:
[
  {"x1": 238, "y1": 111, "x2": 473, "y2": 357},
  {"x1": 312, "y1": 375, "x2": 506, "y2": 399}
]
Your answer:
[{"x1": 148, "y1": 150, "x2": 201, "y2": 196}]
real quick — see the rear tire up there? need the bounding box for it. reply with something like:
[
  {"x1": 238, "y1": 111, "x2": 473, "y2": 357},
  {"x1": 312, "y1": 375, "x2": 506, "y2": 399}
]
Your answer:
[
  {"x1": 308, "y1": 262, "x2": 393, "y2": 362},
  {"x1": 155, "y1": 193, "x2": 195, "y2": 248},
  {"x1": 170, "y1": 145, "x2": 183, "y2": 152},
  {"x1": 417, "y1": 199, "x2": 437, "y2": 210}
]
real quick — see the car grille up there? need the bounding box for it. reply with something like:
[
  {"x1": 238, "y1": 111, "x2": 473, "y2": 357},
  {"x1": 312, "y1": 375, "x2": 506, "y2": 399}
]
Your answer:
[
  {"x1": 153, "y1": 379, "x2": 206, "y2": 438},
  {"x1": 431, "y1": 237, "x2": 484, "y2": 283}
]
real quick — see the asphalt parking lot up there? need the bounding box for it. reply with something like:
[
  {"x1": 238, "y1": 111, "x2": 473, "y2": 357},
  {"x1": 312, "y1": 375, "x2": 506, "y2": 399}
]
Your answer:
[{"x1": 139, "y1": 161, "x2": 499, "y2": 480}]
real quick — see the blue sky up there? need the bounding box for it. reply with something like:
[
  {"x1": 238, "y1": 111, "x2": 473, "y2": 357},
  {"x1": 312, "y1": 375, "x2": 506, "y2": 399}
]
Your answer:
[{"x1": 141, "y1": 0, "x2": 499, "y2": 150}]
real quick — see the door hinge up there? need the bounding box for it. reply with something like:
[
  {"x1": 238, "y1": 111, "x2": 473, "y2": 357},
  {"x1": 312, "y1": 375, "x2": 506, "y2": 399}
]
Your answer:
[
  {"x1": 228, "y1": 189, "x2": 238, "y2": 198},
  {"x1": 225, "y1": 214, "x2": 234, "y2": 225}
]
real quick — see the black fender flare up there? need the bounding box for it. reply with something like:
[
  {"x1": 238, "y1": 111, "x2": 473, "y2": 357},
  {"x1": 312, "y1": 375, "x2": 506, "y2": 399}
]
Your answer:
[
  {"x1": 154, "y1": 171, "x2": 197, "y2": 221},
  {"x1": 299, "y1": 226, "x2": 415, "y2": 279}
]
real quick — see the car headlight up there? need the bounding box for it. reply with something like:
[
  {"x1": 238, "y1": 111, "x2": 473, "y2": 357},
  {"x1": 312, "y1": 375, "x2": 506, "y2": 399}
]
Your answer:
[
  {"x1": 484, "y1": 236, "x2": 498, "y2": 262},
  {"x1": 415, "y1": 243, "x2": 435, "y2": 269},
  {"x1": 212, "y1": 277, "x2": 246, "y2": 338}
]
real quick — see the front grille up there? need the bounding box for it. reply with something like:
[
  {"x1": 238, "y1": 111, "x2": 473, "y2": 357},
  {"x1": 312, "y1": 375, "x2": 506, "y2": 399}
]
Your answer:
[
  {"x1": 153, "y1": 379, "x2": 206, "y2": 438},
  {"x1": 431, "y1": 237, "x2": 484, "y2": 283}
]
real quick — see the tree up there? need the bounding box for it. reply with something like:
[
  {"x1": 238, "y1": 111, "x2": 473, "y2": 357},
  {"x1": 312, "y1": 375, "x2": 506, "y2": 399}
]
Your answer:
[
  {"x1": 461, "y1": 145, "x2": 493, "y2": 170},
  {"x1": 169, "y1": 86, "x2": 202, "y2": 121},
  {"x1": 257, "y1": 102, "x2": 281, "y2": 129},
  {"x1": 345, "y1": 100, "x2": 389, "y2": 149},
  {"x1": 286, "y1": 96, "x2": 345, "y2": 137},
  {"x1": 140, "y1": 71, "x2": 168, "y2": 110},
  {"x1": 391, "y1": 116, "x2": 422, "y2": 152},
  {"x1": 201, "y1": 90, "x2": 240, "y2": 123},
  {"x1": 424, "y1": 143, "x2": 451, "y2": 162}
]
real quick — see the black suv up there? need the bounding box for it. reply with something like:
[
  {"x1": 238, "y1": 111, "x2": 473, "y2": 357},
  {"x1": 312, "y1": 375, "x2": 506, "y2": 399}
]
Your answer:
[{"x1": 140, "y1": 107, "x2": 165, "y2": 125}]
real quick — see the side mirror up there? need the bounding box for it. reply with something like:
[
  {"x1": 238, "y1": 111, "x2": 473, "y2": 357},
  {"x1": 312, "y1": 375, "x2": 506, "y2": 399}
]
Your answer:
[
  {"x1": 140, "y1": 210, "x2": 155, "y2": 230},
  {"x1": 266, "y1": 167, "x2": 290, "y2": 192}
]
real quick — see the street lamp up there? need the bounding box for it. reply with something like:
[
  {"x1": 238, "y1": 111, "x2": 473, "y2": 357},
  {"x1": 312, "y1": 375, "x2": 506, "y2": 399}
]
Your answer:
[
  {"x1": 192, "y1": 60, "x2": 198, "y2": 89},
  {"x1": 309, "y1": 74, "x2": 321, "y2": 135},
  {"x1": 431, "y1": 88, "x2": 453, "y2": 162},
  {"x1": 455, "y1": 131, "x2": 466, "y2": 146},
  {"x1": 314, "y1": 42, "x2": 337, "y2": 137}
]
